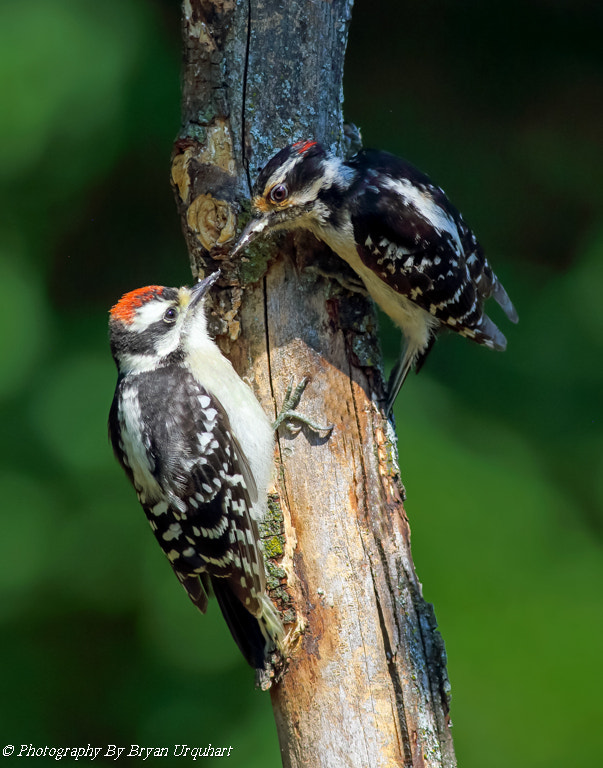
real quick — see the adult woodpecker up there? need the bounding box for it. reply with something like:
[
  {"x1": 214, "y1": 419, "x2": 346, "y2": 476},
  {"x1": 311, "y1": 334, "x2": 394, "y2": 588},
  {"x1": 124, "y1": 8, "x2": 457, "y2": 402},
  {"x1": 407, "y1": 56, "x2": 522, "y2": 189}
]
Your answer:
[{"x1": 233, "y1": 140, "x2": 518, "y2": 413}]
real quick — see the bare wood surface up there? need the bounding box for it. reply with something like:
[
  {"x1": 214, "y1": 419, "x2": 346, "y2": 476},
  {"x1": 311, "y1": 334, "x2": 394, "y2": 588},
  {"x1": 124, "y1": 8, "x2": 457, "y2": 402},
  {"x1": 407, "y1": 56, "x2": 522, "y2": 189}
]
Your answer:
[{"x1": 173, "y1": 1, "x2": 456, "y2": 766}]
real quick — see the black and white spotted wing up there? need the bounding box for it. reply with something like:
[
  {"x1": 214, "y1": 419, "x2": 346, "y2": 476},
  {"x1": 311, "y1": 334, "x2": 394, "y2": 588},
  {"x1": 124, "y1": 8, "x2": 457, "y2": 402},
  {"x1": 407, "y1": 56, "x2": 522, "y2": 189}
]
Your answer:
[
  {"x1": 347, "y1": 149, "x2": 517, "y2": 347},
  {"x1": 109, "y1": 364, "x2": 267, "y2": 621}
]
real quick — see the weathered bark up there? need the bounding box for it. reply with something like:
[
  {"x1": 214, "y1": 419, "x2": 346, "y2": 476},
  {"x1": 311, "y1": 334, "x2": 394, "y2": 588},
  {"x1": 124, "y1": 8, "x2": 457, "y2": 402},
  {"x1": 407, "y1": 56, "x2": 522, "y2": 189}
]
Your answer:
[{"x1": 172, "y1": 1, "x2": 456, "y2": 766}]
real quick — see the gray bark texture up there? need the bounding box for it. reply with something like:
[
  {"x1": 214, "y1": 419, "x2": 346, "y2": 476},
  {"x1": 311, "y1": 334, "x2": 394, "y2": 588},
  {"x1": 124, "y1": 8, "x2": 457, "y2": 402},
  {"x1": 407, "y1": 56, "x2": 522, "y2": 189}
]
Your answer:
[{"x1": 172, "y1": 1, "x2": 456, "y2": 766}]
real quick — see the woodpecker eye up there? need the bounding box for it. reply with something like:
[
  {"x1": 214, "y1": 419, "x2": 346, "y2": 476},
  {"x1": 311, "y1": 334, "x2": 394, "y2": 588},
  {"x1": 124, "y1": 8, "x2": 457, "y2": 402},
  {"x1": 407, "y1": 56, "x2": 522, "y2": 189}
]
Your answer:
[
  {"x1": 269, "y1": 184, "x2": 288, "y2": 204},
  {"x1": 163, "y1": 306, "x2": 178, "y2": 323}
]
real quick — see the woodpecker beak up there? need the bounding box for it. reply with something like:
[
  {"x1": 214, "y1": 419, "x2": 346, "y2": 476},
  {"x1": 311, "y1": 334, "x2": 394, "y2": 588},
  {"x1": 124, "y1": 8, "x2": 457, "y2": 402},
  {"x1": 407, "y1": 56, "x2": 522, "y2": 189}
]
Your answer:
[
  {"x1": 190, "y1": 270, "x2": 221, "y2": 308},
  {"x1": 231, "y1": 217, "x2": 269, "y2": 256}
]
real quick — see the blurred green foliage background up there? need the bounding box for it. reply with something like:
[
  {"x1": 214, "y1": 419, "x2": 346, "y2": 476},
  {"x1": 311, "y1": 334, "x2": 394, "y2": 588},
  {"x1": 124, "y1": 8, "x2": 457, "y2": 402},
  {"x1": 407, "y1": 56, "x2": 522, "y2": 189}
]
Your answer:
[{"x1": 0, "y1": 0, "x2": 601, "y2": 765}]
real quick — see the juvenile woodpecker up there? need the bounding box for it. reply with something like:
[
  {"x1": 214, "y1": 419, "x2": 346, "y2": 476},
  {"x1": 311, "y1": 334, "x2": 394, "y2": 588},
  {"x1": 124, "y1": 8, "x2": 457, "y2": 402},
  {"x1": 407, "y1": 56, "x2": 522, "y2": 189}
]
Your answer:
[
  {"x1": 108, "y1": 272, "x2": 283, "y2": 680},
  {"x1": 234, "y1": 140, "x2": 518, "y2": 413}
]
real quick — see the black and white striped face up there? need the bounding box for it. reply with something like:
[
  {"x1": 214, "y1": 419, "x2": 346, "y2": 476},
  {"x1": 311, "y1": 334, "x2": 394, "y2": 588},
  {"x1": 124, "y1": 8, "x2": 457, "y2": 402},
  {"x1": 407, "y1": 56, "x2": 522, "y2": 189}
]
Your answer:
[
  {"x1": 109, "y1": 273, "x2": 219, "y2": 374},
  {"x1": 232, "y1": 140, "x2": 355, "y2": 253}
]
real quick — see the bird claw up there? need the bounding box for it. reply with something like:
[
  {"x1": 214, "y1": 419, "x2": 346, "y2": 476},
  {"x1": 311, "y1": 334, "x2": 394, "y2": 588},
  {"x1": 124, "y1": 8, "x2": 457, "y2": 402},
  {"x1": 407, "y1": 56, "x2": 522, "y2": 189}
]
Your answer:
[{"x1": 273, "y1": 377, "x2": 334, "y2": 437}]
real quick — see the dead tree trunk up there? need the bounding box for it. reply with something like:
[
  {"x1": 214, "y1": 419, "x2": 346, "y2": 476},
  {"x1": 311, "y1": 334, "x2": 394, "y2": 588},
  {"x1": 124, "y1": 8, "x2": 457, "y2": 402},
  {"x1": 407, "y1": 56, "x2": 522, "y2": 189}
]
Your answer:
[{"x1": 172, "y1": 2, "x2": 456, "y2": 766}]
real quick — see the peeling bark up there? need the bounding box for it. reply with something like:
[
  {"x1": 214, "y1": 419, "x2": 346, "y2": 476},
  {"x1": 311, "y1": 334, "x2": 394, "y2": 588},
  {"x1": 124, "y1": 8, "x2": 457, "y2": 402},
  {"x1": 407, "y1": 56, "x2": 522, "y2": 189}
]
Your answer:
[{"x1": 173, "y1": 1, "x2": 456, "y2": 766}]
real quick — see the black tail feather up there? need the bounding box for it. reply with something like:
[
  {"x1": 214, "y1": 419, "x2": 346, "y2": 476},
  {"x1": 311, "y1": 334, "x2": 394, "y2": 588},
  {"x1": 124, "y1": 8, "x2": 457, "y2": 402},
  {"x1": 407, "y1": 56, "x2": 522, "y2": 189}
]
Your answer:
[{"x1": 210, "y1": 577, "x2": 274, "y2": 671}]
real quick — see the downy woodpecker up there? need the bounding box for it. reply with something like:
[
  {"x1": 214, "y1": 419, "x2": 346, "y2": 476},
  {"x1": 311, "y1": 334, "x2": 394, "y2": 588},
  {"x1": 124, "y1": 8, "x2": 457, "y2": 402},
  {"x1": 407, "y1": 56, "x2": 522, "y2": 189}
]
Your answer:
[
  {"x1": 233, "y1": 140, "x2": 518, "y2": 413},
  {"x1": 108, "y1": 272, "x2": 283, "y2": 682}
]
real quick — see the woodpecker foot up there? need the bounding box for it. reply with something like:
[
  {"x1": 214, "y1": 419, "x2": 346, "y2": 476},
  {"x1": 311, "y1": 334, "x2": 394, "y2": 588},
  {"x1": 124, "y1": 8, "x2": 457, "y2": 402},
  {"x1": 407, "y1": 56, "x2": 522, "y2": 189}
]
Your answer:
[
  {"x1": 273, "y1": 377, "x2": 334, "y2": 437},
  {"x1": 306, "y1": 265, "x2": 368, "y2": 296},
  {"x1": 343, "y1": 122, "x2": 363, "y2": 158}
]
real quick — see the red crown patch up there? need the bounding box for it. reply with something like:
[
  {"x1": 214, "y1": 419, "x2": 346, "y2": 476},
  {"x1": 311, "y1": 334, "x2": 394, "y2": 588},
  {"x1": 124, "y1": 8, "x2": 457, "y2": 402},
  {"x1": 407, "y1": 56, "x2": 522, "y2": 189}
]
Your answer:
[
  {"x1": 292, "y1": 140, "x2": 318, "y2": 155},
  {"x1": 110, "y1": 286, "x2": 165, "y2": 324}
]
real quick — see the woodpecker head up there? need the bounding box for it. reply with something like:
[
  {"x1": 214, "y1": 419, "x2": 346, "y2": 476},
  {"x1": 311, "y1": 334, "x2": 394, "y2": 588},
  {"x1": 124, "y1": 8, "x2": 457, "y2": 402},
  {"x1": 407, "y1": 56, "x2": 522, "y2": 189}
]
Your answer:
[
  {"x1": 109, "y1": 271, "x2": 220, "y2": 374},
  {"x1": 233, "y1": 140, "x2": 353, "y2": 254}
]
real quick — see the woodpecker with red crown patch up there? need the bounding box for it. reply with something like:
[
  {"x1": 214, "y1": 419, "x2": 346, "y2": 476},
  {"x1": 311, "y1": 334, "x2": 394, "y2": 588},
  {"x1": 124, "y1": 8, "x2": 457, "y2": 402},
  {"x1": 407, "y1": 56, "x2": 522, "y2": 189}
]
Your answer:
[
  {"x1": 234, "y1": 141, "x2": 518, "y2": 413},
  {"x1": 108, "y1": 272, "x2": 283, "y2": 684}
]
